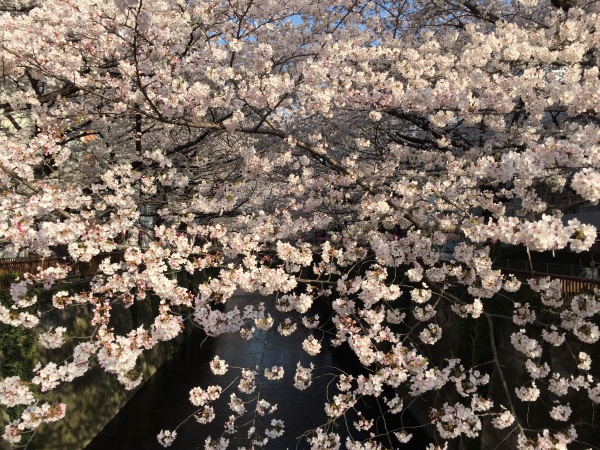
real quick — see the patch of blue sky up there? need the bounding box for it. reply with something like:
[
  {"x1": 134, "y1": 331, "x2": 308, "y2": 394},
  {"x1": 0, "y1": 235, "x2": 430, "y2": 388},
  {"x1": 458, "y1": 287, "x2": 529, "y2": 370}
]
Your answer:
[{"x1": 288, "y1": 14, "x2": 304, "y2": 26}]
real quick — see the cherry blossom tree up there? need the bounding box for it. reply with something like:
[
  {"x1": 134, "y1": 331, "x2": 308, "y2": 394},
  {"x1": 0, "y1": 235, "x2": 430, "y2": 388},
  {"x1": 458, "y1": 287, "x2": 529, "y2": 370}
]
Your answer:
[{"x1": 0, "y1": 0, "x2": 599, "y2": 448}]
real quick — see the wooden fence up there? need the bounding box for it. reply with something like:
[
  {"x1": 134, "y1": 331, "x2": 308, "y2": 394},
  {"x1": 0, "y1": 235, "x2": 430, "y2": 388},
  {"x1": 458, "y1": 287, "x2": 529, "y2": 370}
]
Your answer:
[
  {"x1": 495, "y1": 266, "x2": 600, "y2": 295},
  {"x1": 0, "y1": 252, "x2": 124, "y2": 290},
  {"x1": 561, "y1": 277, "x2": 600, "y2": 295},
  {"x1": 1, "y1": 254, "x2": 598, "y2": 295},
  {"x1": 0, "y1": 256, "x2": 66, "y2": 274}
]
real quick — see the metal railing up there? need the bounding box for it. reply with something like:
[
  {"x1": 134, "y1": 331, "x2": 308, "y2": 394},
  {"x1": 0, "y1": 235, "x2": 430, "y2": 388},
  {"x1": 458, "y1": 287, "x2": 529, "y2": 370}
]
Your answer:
[{"x1": 493, "y1": 259, "x2": 589, "y2": 278}]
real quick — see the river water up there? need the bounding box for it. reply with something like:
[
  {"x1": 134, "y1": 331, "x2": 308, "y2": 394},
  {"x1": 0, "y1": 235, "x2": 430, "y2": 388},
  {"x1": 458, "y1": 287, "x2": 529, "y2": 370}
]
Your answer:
[{"x1": 87, "y1": 293, "x2": 430, "y2": 449}]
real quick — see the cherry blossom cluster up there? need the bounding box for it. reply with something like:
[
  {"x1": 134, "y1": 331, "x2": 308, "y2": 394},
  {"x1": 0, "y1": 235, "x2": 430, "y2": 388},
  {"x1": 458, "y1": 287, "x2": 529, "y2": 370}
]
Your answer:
[{"x1": 1, "y1": 0, "x2": 600, "y2": 448}]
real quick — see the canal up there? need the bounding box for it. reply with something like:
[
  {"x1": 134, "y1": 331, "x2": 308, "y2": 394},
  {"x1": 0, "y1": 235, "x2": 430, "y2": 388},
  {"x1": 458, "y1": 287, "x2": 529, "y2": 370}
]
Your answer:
[{"x1": 87, "y1": 293, "x2": 430, "y2": 449}]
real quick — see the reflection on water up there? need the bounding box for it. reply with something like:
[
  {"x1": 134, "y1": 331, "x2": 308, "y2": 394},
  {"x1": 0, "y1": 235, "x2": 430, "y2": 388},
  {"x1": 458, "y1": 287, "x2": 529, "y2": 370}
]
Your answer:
[{"x1": 87, "y1": 293, "x2": 430, "y2": 449}]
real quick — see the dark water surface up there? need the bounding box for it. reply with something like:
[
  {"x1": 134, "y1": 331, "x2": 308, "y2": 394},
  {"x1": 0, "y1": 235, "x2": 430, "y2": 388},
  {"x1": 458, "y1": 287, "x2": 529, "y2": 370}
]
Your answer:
[{"x1": 87, "y1": 293, "x2": 430, "y2": 449}]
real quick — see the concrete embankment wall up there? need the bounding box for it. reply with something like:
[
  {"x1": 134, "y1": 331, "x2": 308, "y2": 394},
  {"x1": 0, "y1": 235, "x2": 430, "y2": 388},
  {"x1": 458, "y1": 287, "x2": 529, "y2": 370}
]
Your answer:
[{"x1": 0, "y1": 277, "x2": 191, "y2": 450}]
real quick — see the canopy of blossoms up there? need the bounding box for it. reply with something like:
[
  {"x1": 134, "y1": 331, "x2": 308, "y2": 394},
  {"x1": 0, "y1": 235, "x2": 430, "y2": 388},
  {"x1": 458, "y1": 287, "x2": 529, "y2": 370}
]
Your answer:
[{"x1": 0, "y1": 0, "x2": 599, "y2": 448}]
